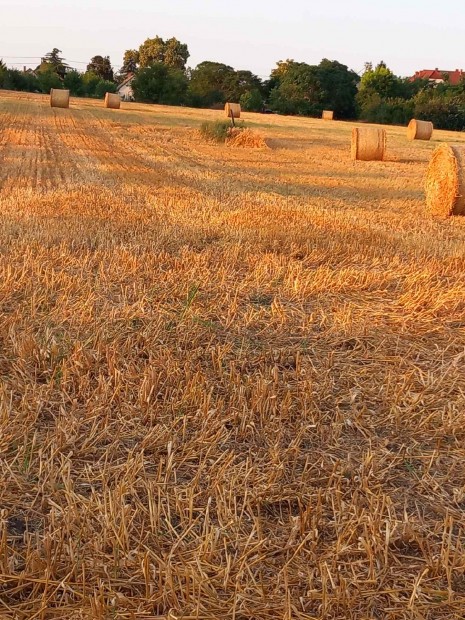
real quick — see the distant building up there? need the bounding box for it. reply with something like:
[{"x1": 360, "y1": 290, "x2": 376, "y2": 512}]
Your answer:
[
  {"x1": 117, "y1": 74, "x2": 134, "y2": 101},
  {"x1": 411, "y1": 69, "x2": 465, "y2": 85}
]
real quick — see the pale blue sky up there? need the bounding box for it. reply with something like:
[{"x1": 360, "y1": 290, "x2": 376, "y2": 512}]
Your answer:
[{"x1": 1, "y1": 0, "x2": 462, "y2": 77}]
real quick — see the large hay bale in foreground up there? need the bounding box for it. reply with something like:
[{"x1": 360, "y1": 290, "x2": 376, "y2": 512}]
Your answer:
[
  {"x1": 407, "y1": 119, "x2": 433, "y2": 141},
  {"x1": 50, "y1": 89, "x2": 70, "y2": 109},
  {"x1": 225, "y1": 102, "x2": 241, "y2": 119},
  {"x1": 104, "y1": 93, "x2": 121, "y2": 109},
  {"x1": 322, "y1": 110, "x2": 334, "y2": 120},
  {"x1": 351, "y1": 127, "x2": 386, "y2": 161},
  {"x1": 425, "y1": 143, "x2": 465, "y2": 216}
]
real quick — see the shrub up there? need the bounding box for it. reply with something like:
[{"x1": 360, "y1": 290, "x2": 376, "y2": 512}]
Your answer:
[
  {"x1": 36, "y1": 68, "x2": 62, "y2": 94},
  {"x1": 358, "y1": 93, "x2": 414, "y2": 125},
  {"x1": 200, "y1": 120, "x2": 237, "y2": 143},
  {"x1": 414, "y1": 95, "x2": 465, "y2": 131}
]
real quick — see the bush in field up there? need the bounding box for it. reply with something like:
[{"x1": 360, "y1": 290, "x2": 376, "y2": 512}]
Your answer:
[
  {"x1": 359, "y1": 92, "x2": 414, "y2": 125},
  {"x1": 414, "y1": 95, "x2": 465, "y2": 131},
  {"x1": 200, "y1": 120, "x2": 235, "y2": 142}
]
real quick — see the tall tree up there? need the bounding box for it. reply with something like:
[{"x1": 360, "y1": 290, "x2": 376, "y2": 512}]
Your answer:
[
  {"x1": 132, "y1": 63, "x2": 188, "y2": 104},
  {"x1": 120, "y1": 49, "x2": 139, "y2": 77},
  {"x1": 187, "y1": 61, "x2": 236, "y2": 107},
  {"x1": 139, "y1": 36, "x2": 189, "y2": 70},
  {"x1": 316, "y1": 59, "x2": 359, "y2": 118},
  {"x1": 86, "y1": 55, "x2": 114, "y2": 81},
  {"x1": 358, "y1": 61, "x2": 403, "y2": 101},
  {"x1": 38, "y1": 48, "x2": 69, "y2": 79},
  {"x1": 269, "y1": 61, "x2": 323, "y2": 116},
  {"x1": 162, "y1": 37, "x2": 190, "y2": 70},
  {"x1": 63, "y1": 70, "x2": 85, "y2": 96}
]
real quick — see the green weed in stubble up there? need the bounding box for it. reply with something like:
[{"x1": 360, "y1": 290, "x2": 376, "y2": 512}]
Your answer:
[{"x1": 180, "y1": 283, "x2": 200, "y2": 321}]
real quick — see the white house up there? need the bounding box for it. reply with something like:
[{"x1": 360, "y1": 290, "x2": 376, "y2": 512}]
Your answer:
[{"x1": 117, "y1": 74, "x2": 134, "y2": 101}]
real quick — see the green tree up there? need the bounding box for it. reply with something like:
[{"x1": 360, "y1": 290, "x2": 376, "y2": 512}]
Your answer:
[
  {"x1": 316, "y1": 59, "x2": 359, "y2": 118},
  {"x1": 232, "y1": 70, "x2": 263, "y2": 100},
  {"x1": 120, "y1": 49, "x2": 139, "y2": 77},
  {"x1": 187, "y1": 61, "x2": 236, "y2": 107},
  {"x1": 132, "y1": 63, "x2": 188, "y2": 104},
  {"x1": 240, "y1": 89, "x2": 263, "y2": 112},
  {"x1": 269, "y1": 61, "x2": 323, "y2": 116},
  {"x1": 64, "y1": 70, "x2": 85, "y2": 96},
  {"x1": 82, "y1": 71, "x2": 101, "y2": 97},
  {"x1": 139, "y1": 36, "x2": 189, "y2": 70},
  {"x1": 37, "y1": 68, "x2": 63, "y2": 93},
  {"x1": 357, "y1": 61, "x2": 404, "y2": 108},
  {"x1": 86, "y1": 55, "x2": 114, "y2": 81},
  {"x1": 37, "y1": 48, "x2": 69, "y2": 79},
  {"x1": 94, "y1": 79, "x2": 117, "y2": 99},
  {"x1": 163, "y1": 37, "x2": 190, "y2": 70}
]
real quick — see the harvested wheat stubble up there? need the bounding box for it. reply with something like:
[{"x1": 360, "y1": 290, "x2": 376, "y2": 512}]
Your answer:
[
  {"x1": 104, "y1": 92, "x2": 121, "y2": 109},
  {"x1": 425, "y1": 143, "x2": 465, "y2": 216},
  {"x1": 407, "y1": 119, "x2": 433, "y2": 141},
  {"x1": 226, "y1": 127, "x2": 268, "y2": 148},
  {"x1": 50, "y1": 89, "x2": 70, "y2": 109},
  {"x1": 351, "y1": 127, "x2": 386, "y2": 161},
  {"x1": 322, "y1": 110, "x2": 334, "y2": 120},
  {"x1": 225, "y1": 102, "x2": 241, "y2": 119}
]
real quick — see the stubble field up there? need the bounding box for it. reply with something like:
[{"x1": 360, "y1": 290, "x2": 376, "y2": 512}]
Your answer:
[{"x1": 1, "y1": 90, "x2": 465, "y2": 619}]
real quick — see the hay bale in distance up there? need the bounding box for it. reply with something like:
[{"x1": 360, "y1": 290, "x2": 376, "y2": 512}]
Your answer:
[
  {"x1": 351, "y1": 127, "x2": 386, "y2": 161},
  {"x1": 104, "y1": 93, "x2": 121, "y2": 109},
  {"x1": 322, "y1": 110, "x2": 334, "y2": 120},
  {"x1": 407, "y1": 119, "x2": 433, "y2": 141},
  {"x1": 50, "y1": 89, "x2": 70, "y2": 109},
  {"x1": 225, "y1": 103, "x2": 241, "y2": 119},
  {"x1": 425, "y1": 143, "x2": 465, "y2": 216}
]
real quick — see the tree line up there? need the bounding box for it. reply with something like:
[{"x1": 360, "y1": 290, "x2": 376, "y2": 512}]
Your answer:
[{"x1": 2, "y1": 38, "x2": 465, "y2": 130}]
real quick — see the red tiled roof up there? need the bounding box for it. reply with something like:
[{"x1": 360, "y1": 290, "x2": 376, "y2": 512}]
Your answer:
[{"x1": 412, "y1": 69, "x2": 465, "y2": 85}]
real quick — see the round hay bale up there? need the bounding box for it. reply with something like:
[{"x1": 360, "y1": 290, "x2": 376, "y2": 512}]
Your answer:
[
  {"x1": 407, "y1": 119, "x2": 433, "y2": 141},
  {"x1": 351, "y1": 127, "x2": 386, "y2": 161},
  {"x1": 322, "y1": 110, "x2": 334, "y2": 120},
  {"x1": 50, "y1": 89, "x2": 70, "y2": 109},
  {"x1": 425, "y1": 143, "x2": 465, "y2": 216},
  {"x1": 104, "y1": 93, "x2": 121, "y2": 109},
  {"x1": 225, "y1": 102, "x2": 241, "y2": 119}
]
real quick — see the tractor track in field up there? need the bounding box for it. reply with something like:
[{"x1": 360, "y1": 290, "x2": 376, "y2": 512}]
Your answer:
[{"x1": 85, "y1": 110, "x2": 209, "y2": 195}]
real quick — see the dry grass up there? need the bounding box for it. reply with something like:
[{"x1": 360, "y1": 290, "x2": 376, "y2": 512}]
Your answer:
[
  {"x1": 226, "y1": 128, "x2": 268, "y2": 148},
  {"x1": 1, "y1": 90, "x2": 465, "y2": 619}
]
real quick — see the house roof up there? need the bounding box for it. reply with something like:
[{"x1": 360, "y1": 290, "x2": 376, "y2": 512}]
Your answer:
[
  {"x1": 117, "y1": 73, "x2": 134, "y2": 91},
  {"x1": 412, "y1": 69, "x2": 465, "y2": 85}
]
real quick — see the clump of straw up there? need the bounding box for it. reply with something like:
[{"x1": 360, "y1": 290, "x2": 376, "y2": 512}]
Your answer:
[{"x1": 226, "y1": 128, "x2": 268, "y2": 148}]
